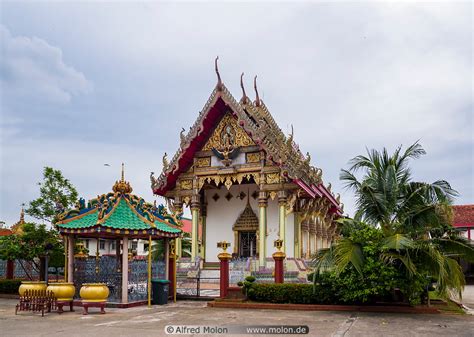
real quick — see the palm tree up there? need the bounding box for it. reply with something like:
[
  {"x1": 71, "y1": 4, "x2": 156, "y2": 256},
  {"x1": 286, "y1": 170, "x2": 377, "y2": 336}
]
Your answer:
[{"x1": 313, "y1": 141, "x2": 474, "y2": 299}]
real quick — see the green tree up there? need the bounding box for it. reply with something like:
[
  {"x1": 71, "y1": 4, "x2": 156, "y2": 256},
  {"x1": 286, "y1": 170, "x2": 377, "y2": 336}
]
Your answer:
[
  {"x1": 0, "y1": 223, "x2": 64, "y2": 280},
  {"x1": 26, "y1": 167, "x2": 78, "y2": 224},
  {"x1": 313, "y1": 142, "x2": 474, "y2": 301}
]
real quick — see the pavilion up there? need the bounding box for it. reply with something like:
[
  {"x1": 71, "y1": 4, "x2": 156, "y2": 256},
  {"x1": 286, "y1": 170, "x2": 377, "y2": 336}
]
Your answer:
[{"x1": 55, "y1": 165, "x2": 181, "y2": 305}]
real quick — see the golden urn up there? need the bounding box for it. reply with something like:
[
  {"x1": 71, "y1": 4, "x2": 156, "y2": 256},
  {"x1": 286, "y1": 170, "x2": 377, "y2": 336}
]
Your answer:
[
  {"x1": 18, "y1": 281, "x2": 47, "y2": 296},
  {"x1": 46, "y1": 282, "x2": 75, "y2": 301},
  {"x1": 80, "y1": 283, "x2": 109, "y2": 303}
]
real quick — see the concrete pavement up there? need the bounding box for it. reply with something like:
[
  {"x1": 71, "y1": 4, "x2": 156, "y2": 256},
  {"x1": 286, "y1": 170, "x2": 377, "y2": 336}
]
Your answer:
[{"x1": 0, "y1": 299, "x2": 472, "y2": 337}]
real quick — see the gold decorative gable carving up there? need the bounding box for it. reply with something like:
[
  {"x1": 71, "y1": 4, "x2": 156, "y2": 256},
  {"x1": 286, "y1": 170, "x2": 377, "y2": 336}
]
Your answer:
[
  {"x1": 233, "y1": 200, "x2": 259, "y2": 231},
  {"x1": 202, "y1": 113, "x2": 255, "y2": 151}
]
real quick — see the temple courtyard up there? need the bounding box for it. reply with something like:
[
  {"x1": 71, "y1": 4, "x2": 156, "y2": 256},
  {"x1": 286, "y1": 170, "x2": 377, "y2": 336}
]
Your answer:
[{"x1": 0, "y1": 297, "x2": 473, "y2": 337}]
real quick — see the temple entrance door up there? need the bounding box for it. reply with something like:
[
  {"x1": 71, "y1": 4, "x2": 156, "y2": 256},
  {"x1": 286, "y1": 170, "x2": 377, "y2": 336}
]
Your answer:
[{"x1": 239, "y1": 231, "x2": 256, "y2": 258}]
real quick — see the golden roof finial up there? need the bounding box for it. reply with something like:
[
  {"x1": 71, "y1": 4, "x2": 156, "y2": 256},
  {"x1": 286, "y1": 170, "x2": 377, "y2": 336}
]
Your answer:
[
  {"x1": 11, "y1": 204, "x2": 26, "y2": 235},
  {"x1": 215, "y1": 56, "x2": 223, "y2": 91},
  {"x1": 254, "y1": 75, "x2": 261, "y2": 107},
  {"x1": 240, "y1": 72, "x2": 249, "y2": 104},
  {"x1": 113, "y1": 163, "x2": 133, "y2": 194}
]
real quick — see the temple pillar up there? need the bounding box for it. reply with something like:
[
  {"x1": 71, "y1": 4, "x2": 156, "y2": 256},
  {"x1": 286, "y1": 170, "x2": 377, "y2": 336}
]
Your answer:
[
  {"x1": 121, "y1": 237, "x2": 129, "y2": 304},
  {"x1": 305, "y1": 230, "x2": 310, "y2": 258},
  {"x1": 258, "y1": 191, "x2": 268, "y2": 267},
  {"x1": 316, "y1": 220, "x2": 323, "y2": 251},
  {"x1": 200, "y1": 199, "x2": 207, "y2": 261},
  {"x1": 278, "y1": 191, "x2": 287, "y2": 253},
  {"x1": 190, "y1": 196, "x2": 200, "y2": 263},
  {"x1": 67, "y1": 236, "x2": 74, "y2": 283},
  {"x1": 175, "y1": 200, "x2": 183, "y2": 259},
  {"x1": 294, "y1": 213, "x2": 301, "y2": 259}
]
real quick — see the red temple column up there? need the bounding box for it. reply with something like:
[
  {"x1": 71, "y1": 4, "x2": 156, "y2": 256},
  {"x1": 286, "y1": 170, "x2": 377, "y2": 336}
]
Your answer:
[
  {"x1": 217, "y1": 241, "x2": 231, "y2": 299},
  {"x1": 273, "y1": 239, "x2": 286, "y2": 284},
  {"x1": 6, "y1": 260, "x2": 14, "y2": 279}
]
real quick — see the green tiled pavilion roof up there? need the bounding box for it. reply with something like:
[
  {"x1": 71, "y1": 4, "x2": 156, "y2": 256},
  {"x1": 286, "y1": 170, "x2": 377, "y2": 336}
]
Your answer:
[
  {"x1": 57, "y1": 199, "x2": 180, "y2": 234},
  {"x1": 58, "y1": 210, "x2": 98, "y2": 229}
]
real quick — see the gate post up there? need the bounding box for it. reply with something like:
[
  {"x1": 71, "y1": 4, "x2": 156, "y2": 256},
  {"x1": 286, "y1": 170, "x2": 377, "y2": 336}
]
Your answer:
[
  {"x1": 6, "y1": 260, "x2": 14, "y2": 279},
  {"x1": 168, "y1": 240, "x2": 176, "y2": 302},
  {"x1": 273, "y1": 239, "x2": 285, "y2": 284},
  {"x1": 217, "y1": 241, "x2": 231, "y2": 299}
]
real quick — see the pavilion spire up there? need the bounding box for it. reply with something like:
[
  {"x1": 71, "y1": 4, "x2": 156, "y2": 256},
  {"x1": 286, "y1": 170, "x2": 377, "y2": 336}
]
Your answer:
[
  {"x1": 113, "y1": 163, "x2": 133, "y2": 194},
  {"x1": 254, "y1": 75, "x2": 261, "y2": 107},
  {"x1": 215, "y1": 56, "x2": 223, "y2": 91}
]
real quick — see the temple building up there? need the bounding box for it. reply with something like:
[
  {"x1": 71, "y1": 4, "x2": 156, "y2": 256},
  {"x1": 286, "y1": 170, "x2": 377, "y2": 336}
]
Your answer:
[{"x1": 151, "y1": 60, "x2": 343, "y2": 267}]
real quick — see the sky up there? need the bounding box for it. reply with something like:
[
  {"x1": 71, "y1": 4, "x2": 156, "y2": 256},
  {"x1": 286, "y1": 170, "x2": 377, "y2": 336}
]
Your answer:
[{"x1": 0, "y1": 1, "x2": 472, "y2": 226}]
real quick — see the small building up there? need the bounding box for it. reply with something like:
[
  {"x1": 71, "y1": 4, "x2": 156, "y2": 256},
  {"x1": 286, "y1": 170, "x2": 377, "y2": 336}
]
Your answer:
[
  {"x1": 151, "y1": 61, "x2": 343, "y2": 267},
  {"x1": 453, "y1": 204, "x2": 474, "y2": 280},
  {"x1": 56, "y1": 166, "x2": 181, "y2": 304}
]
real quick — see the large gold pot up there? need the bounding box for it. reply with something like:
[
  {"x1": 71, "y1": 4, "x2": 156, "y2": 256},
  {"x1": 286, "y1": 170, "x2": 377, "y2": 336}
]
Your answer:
[
  {"x1": 80, "y1": 283, "x2": 109, "y2": 303},
  {"x1": 18, "y1": 281, "x2": 47, "y2": 296},
  {"x1": 46, "y1": 282, "x2": 75, "y2": 301}
]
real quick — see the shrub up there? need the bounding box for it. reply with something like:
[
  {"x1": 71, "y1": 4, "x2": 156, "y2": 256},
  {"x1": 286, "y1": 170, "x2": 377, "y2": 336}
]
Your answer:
[
  {"x1": 0, "y1": 279, "x2": 21, "y2": 294},
  {"x1": 247, "y1": 283, "x2": 337, "y2": 304}
]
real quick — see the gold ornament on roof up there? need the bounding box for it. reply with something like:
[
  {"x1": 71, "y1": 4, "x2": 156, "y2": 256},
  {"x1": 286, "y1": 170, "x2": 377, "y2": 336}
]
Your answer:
[{"x1": 112, "y1": 163, "x2": 133, "y2": 194}]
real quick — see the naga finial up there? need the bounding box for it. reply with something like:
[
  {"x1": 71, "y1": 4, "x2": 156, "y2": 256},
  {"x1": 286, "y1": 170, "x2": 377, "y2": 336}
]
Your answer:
[
  {"x1": 215, "y1": 56, "x2": 223, "y2": 91},
  {"x1": 254, "y1": 75, "x2": 261, "y2": 107},
  {"x1": 180, "y1": 127, "x2": 186, "y2": 148},
  {"x1": 162, "y1": 152, "x2": 169, "y2": 171},
  {"x1": 240, "y1": 72, "x2": 249, "y2": 104}
]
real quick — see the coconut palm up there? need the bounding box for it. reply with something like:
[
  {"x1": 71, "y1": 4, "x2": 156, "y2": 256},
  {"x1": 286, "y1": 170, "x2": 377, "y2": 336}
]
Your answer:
[{"x1": 313, "y1": 142, "x2": 474, "y2": 299}]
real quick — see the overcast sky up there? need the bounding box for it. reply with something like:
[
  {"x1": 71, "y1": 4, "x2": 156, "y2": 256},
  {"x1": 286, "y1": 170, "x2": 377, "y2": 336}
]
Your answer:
[{"x1": 1, "y1": 1, "x2": 472, "y2": 226}]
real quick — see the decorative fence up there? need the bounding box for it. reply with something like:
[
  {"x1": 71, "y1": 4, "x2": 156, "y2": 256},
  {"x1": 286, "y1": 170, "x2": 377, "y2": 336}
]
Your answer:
[
  {"x1": 73, "y1": 256, "x2": 165, "y2": 303},
  {"x1": 0, "y1": 259, "x2": 42, "y2": 280}
]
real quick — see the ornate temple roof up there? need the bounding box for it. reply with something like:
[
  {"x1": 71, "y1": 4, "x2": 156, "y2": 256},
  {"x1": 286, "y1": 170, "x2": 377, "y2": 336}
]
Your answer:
[
  {"x1": 151, "y1": 59, "x2": 341, "y2": 213},
  {"x1": 56, "y1": 165, "x2": 181, "y2": 238}
]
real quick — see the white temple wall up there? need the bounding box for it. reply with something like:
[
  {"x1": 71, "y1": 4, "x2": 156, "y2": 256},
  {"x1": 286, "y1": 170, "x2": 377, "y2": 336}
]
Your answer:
[{"x1": 204, "y1": 184, "x2": 296, "y2": 262}]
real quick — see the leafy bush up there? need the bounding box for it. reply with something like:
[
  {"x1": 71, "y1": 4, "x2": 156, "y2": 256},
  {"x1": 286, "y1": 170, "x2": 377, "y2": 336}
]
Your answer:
[
  {"x1": 247, "y1": 283, "x2": 337, "y2": 304},
  {"x1": 0, "y1": 279, "x2": 21, "y2": 294}
]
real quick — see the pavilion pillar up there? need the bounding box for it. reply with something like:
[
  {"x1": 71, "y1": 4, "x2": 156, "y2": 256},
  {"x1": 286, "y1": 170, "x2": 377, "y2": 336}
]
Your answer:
[
  {"x1": 258, "y1": 191, "x2": 268, "y2": 268},
  {"x1": 316, "y1": 221, "x2": 323, "y2": 251},
  {"x1": 190, "y1": 196, "x2": 200, "y2": 263},
  {"x1": 121, "y1": 237, "x2": 129, "y2": 304},
  {"x1": 67, "y1": 236, "x2": 74, "y2": 283},
  {"x1": 6, "y1": 260, "x2": 14, "y2": 279},
  {"x1": 174, "y1": 200, "x2": 183, "y2": 260},
  {"x1": 200, "y1": 200, "x2": 207, "y2": 261},
  {"x1": 168, "y1": 239, "x2": 176, "y2": 302},
  {"x1": 164, "y1": 238, "x2": 170, "y2": 279},
  {"x1": 278, "y1": 191, "x2": 287, "y2": 253}
]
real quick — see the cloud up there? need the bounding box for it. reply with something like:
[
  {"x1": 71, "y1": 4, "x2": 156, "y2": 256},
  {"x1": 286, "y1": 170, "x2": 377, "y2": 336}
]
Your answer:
[{"x1": 0, "y1": 24, "x2": 92, "y2": 110}]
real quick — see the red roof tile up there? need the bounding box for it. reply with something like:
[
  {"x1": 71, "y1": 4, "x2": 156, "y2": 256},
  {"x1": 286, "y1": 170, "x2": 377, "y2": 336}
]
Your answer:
[
  {"x1": 0, "y1": 228, "x2": 13, "y2": 236},
  {"x1": 452, "y1": 205, "x2": 474, "y2": 228}
]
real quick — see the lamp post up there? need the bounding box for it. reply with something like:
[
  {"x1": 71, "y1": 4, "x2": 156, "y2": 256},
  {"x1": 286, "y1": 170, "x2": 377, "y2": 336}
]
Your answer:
[
  {"x1": 217, "y1": 241, "x2": 231, "y2": 299},
  {"x1": 272, "y1": 239, "x2": 285, "y2": 284}
]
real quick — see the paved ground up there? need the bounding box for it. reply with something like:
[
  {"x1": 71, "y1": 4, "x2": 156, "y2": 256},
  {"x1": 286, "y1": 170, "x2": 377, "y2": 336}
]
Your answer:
[
  {"x1": 0, "y1": 298, "x2": 473, "y2": 337},
  {"x1": 461, "y1": 285, "x2": 474, "y2": 309}
]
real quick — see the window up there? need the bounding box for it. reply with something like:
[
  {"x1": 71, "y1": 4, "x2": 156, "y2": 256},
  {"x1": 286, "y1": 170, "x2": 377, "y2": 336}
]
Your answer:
[
  {"x1": 84, "y1": 240, "x2": 89, "y2": 249},
  {"x1": 131, "y1": 240, "x2": 138, "y2": 251},
  {"x1": 110, "y1": 241, "x2": 116, "y2": 251},
  {"x1": 99, "y1": 240, "x2": 105, "y2": 250},
  {"x1": 143, "y1": 243, "x2": 149, "y2": 252}
]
